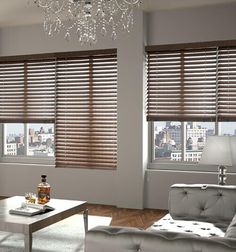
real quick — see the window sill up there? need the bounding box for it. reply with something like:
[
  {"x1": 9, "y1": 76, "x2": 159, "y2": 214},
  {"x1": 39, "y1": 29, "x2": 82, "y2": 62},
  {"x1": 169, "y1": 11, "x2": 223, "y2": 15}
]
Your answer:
[
  {"x1": 148, "y1": 162, "x2": 236, "y2": 173},
  {"x1": 0, "y1": 156, "x2": 55, "y2": 166}
]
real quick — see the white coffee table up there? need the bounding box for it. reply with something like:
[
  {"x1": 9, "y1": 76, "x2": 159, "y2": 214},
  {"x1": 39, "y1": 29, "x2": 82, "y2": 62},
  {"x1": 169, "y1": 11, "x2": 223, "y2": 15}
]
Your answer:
[{"x1": 0, "y1": 196, "x2": 88, "y2": 252}]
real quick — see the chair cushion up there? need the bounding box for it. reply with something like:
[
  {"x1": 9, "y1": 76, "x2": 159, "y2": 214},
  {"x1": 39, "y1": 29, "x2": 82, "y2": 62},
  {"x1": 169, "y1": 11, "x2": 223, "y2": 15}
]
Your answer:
[
  {"x1": 85, "y1": 226, "x2": 236, "y2": 252},
  {"x1": 147, "y1": 214, "x2": 225, "y2": 238}
]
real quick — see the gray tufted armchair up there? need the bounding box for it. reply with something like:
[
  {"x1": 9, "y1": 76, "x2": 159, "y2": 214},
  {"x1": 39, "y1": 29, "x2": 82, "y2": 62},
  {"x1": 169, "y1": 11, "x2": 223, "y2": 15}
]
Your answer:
[{"x1": 85, "y1": 184, "x2": 236, "y2": 252}]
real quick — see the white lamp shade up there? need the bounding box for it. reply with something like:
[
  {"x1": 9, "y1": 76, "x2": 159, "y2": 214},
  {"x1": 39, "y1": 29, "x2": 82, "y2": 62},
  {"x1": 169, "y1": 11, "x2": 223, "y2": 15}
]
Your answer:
[{"x1": 199, "y1": 136, "x2": 234, "y2": 166}]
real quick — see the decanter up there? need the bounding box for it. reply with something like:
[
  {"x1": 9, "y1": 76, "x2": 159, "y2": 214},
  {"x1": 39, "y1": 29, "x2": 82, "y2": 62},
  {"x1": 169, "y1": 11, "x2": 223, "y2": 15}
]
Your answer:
[{"x1": 37, "y1": 175, "x2": 51, "y2": 204}]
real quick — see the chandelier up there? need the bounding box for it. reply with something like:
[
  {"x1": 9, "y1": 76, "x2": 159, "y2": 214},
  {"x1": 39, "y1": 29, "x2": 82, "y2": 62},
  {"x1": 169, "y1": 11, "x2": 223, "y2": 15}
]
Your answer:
[{"x1": 33, "y1": 0, "x2": 141, "y2": 44}]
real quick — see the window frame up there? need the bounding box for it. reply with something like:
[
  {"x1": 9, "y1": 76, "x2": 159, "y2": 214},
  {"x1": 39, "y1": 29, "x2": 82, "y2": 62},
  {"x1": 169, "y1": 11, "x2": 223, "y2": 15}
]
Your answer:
[
  {"x1": 146, "y1": 40, "x2": 236, "y2": 173},
  {"x1": 150, "y1": 121, "x2": 218, "y2": 163},
  {"x1": 149, "y1": 121, "x2": 236, "y2": 173}
]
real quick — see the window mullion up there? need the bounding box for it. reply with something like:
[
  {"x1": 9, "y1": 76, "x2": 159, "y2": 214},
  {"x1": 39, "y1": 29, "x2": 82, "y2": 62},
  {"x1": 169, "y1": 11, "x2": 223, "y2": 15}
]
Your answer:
[
  {"x1": 150, "y1": 122, "x2": 155, "y2": 162},
  {"x1": 182, "y1": 122, "x2": 187, "y2": 162},
  {"x1": 25, "y1": 124, "x2": 28, "y2": 156},
  {"x1": 180, "y1": 50, "x2": 186, "y2": 162},
  {"x1": 215, "y1": 122, "x2": 220, "y2": 136},
  {"x1": 2, "y1": 124, "x2": 6, "y2": 156}
]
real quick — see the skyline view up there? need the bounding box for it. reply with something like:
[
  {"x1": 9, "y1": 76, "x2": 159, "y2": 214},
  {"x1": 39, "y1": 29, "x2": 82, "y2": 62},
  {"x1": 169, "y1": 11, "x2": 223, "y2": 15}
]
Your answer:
[
  {"x1": 6, "y1": 122, "x2": 236, "y2": 135},
  {"x1": 4, "y1": 124, "x2": 54, "y2": 157},
  {"x1": 154, "y1": 121, "x2": 236, "y2": 162},
  {"x1": 5, "y1": 124, "x2": 54, "y2": 134},
  {"x1": 155, "y1": 122, "x2": 236, "y2": 136}
]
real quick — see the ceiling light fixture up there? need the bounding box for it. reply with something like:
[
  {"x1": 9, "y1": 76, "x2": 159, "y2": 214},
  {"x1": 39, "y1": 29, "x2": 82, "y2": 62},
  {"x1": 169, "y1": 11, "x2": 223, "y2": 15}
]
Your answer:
[{"x1": 33, "y1": 0, "x2": 141, "y2": 45}]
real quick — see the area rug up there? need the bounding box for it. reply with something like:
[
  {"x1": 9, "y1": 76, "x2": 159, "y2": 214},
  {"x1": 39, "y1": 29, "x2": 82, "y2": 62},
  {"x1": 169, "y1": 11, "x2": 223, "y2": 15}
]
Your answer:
[{"x1": 0, "y1": 214, "x2": 111, "y2": 252}]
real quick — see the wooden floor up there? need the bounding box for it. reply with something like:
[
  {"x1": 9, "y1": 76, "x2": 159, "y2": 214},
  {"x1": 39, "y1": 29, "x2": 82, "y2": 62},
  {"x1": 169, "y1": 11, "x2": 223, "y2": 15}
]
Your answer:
[
  {"x1": 0, "y1": 197, "x2": 167, "y2": 229},
  {"x1": 87, "y1": 204, "x2": 168, "y2": 229}
]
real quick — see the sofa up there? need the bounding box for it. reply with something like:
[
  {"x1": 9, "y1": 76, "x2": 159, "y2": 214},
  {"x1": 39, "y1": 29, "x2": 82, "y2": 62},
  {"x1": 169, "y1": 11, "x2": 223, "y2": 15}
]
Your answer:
[{"x1": 85, "y1": 184, "x2": 236, "y2": 252}]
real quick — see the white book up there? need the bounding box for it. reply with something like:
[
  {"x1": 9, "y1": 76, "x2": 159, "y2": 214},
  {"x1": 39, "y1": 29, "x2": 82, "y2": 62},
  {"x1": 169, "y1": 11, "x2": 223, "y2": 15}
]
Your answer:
[
  {"x1": 9, "y1": 206, "x2": 43, "y2": 216},
  {"x1": 9, "y1": 203, "x2": 54, "y2": 216}
]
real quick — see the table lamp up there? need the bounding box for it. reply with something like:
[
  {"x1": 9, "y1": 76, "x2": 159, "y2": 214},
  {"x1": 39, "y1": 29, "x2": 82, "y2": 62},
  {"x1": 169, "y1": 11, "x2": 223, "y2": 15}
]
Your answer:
[{"x1": 199, "y1": 136, "x2": 235, "y2": 185}]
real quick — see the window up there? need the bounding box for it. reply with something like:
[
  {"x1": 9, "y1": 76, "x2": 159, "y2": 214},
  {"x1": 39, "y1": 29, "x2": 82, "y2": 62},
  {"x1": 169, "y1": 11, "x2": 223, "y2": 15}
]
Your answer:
[
  {"x1": 0, "y1": 49, "x2": 117, "y2": 169},
  {"x1": 4, "y1": 123, "x2": 54, "y2": 157},
  {"x1": 154, "y1": 121, "x2": 181, "y2": 161},
  {"x1": 146, "y1": 41, "x2": 236, "y2": 166},
  {"x1": 0, "y1": 57, "x2": 55, "y2": 164},
  {"x1": 28, "y1": 124, "x2": 54, "y2": 157},
  {"x1": 153, "y1": 121, "x2": 215, "y2": 163},
  {"x1": 4, "y1": 124, "x2": 24, "y2": 156},
  {"x1": 219, "y1": 122, "x2": 236, "y2": 136}
]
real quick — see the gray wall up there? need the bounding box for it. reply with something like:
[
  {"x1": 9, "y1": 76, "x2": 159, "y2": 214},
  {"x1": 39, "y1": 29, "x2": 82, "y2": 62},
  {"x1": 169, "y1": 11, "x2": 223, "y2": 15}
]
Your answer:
[
  {"x1": 0, "y1": 11, "x2": 147, "y2": 209},
  {"x1": 147, "y1": 3, "x2": 236, "y2": 45},
  {"x1": 1, "y1": 4, "x2": 236, "y2": 209}
]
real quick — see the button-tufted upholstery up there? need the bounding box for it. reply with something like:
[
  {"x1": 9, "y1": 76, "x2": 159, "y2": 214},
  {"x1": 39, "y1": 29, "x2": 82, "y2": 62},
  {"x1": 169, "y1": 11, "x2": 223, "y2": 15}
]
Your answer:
[
  {"x1": 85, "y1": 184, "x2": 236, "y2": 252},
  {"x1": 148, "y1": 213, "x2": 225, "y2": 237},
  {"x1": 169, "y1": 184, "x2": 236, "y2": 225},
  {"x1": 85, "y1": 226, "x2": 236, "y2": 252}
]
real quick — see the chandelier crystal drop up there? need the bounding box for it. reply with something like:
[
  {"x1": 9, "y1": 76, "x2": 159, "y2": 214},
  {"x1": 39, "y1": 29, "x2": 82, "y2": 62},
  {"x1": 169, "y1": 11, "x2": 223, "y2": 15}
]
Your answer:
[{"x1": 33, "y1": 0, "x2": 141, "y2": 44}]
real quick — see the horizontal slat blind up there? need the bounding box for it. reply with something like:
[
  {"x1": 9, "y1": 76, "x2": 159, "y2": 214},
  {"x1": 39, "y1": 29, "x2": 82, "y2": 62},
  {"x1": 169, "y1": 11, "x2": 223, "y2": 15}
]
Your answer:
[
  {"x1": 56, "y1": 52, "x2": 117, "y2": 169},
  {"x1": 26, "y1": 59, "x2": 55, "y2": 122},
  {"x1": 147, "y1": 50, "x2": 182, "y2": 121},
  {"x1": 147, "y1": 48, "x2": 217, "y2": 121},
  {"x1": 183, "y1": 48, "x2": 217, "y2": 121},
  {"x1": 218, "y1": 47, "x2": 236, "y2": 121},
  {"x1": 0, "y1": 59, "x2": 55, "y2": 123},
  {"x1": 0, "y1": 62, "x2": 24, "y2": 122}
]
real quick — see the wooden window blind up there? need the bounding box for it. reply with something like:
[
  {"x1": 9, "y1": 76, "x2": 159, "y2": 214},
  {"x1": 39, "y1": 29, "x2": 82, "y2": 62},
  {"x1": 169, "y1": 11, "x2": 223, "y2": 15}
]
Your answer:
[
  {"x1": 146, "y1": 46, "x2": 217, "y2": 121},
  {"x1": 55, "y1": 51, "x2": 117, "y2": 169},
  {"x1": 0, "y1": 59, "x2": 56, "y2": 123},
  {"x1": 0, "y1": 49, "x2": 117, "y2": 169},
  {"x1": 218, "y1": 46, "x2": 236, "y2": 121}
]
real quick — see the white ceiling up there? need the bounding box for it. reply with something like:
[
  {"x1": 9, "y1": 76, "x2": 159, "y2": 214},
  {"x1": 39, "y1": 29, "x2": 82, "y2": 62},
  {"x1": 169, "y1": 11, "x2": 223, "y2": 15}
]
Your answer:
[{"x1": 0, "y1": 0, "x2": 236, "y2": 27}]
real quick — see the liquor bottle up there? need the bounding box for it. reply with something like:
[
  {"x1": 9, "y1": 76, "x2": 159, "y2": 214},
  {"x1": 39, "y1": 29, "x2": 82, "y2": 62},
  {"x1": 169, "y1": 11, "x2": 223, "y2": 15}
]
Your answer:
[{"x1": 37, "y1": 175, "x2": 51, "y2": 204}]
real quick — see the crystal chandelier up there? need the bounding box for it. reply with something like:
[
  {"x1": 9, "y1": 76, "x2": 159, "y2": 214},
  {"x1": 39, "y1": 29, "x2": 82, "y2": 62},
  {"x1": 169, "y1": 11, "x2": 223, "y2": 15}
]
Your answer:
[{"x1": 33, "y1": 0, "x2": 140, "y2": 44}]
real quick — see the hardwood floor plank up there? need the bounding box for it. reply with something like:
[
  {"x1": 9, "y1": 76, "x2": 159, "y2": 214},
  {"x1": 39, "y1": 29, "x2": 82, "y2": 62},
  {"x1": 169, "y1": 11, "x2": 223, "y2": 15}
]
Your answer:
[{"x1": 86, "y1": 203, "x2": 168, "y2": 229}]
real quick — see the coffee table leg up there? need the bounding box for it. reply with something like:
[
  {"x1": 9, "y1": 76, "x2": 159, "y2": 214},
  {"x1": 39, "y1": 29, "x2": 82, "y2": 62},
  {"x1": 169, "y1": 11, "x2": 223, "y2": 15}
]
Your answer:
[
  {"x1": 24, "y1": 232, "x2": 32, "y2": 252},
  {"x1": 83, "y1": 208, "x2": 88, "y2": 233}
]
